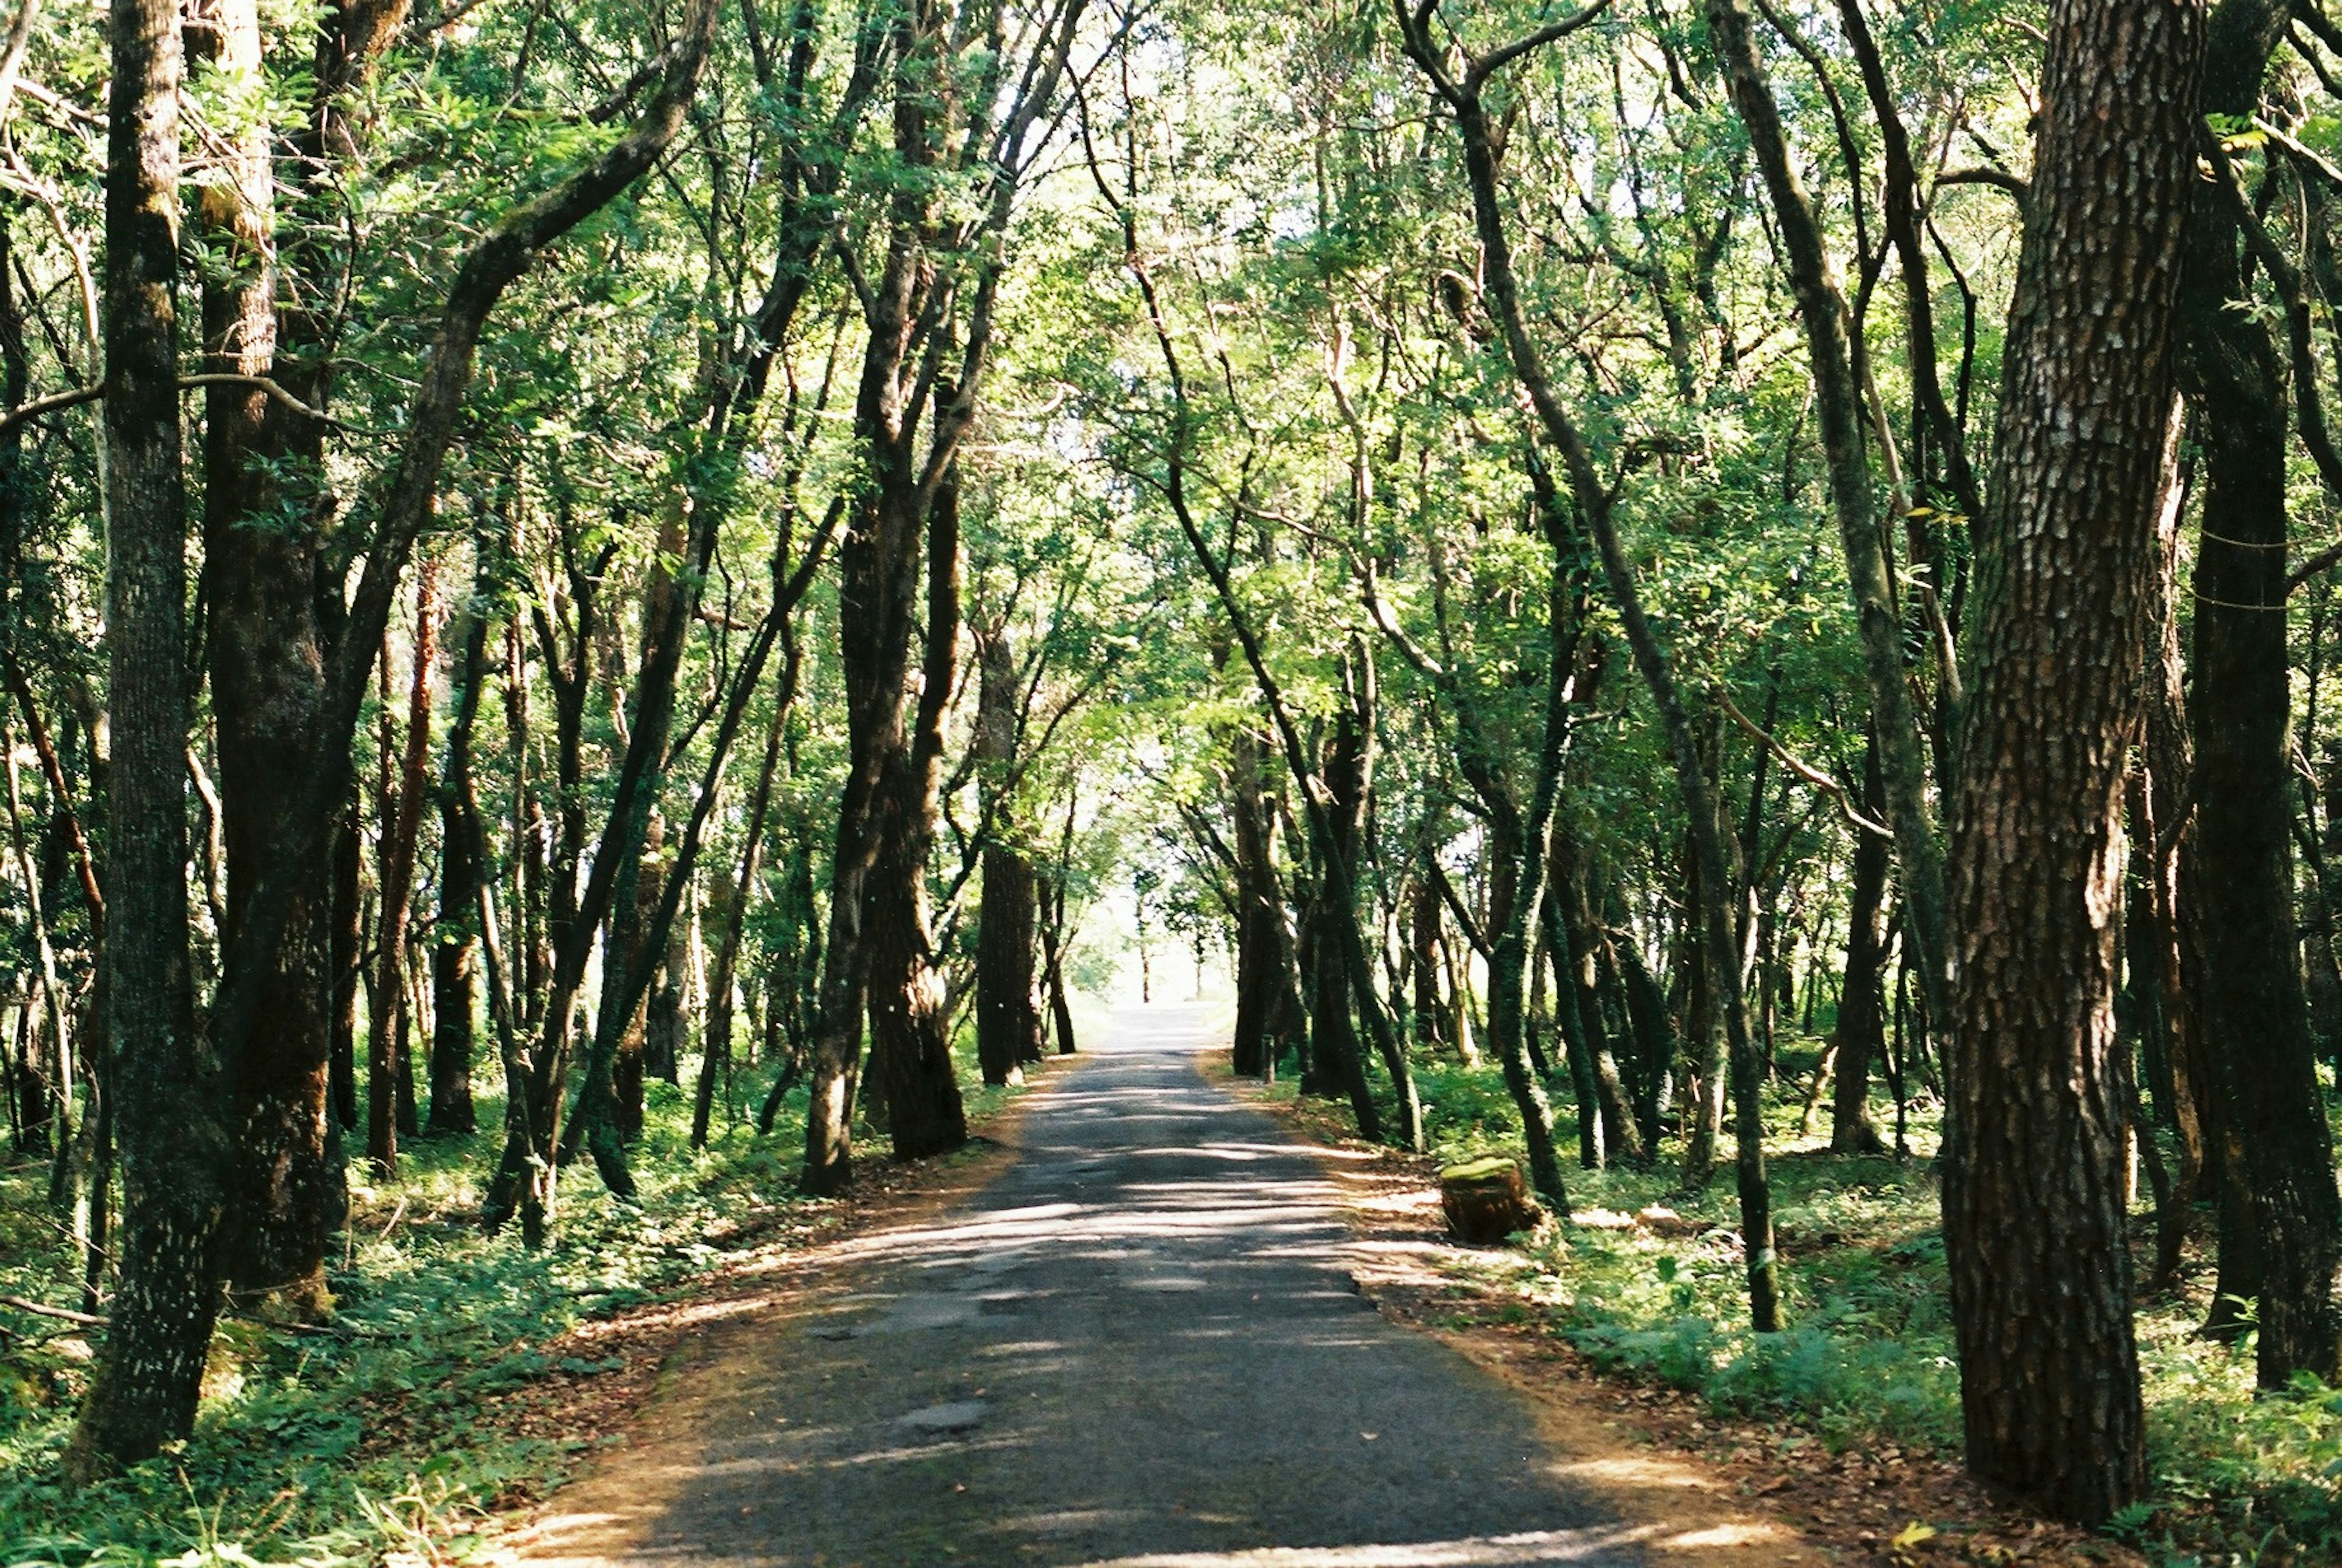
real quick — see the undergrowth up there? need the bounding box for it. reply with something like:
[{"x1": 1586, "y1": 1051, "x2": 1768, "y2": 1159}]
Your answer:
[
  {"x1": 1308, "y1": 1035, "x2": 2342, "y2": 1567},
  {"x1": 0, "y1": 1047, "x2": 1028, "y2": 1568}
]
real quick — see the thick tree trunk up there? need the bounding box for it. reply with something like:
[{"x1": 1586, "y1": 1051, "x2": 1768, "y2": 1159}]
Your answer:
[
  {"x1": 1943, "y1": 0, "x2": 2201, "y2": 1523},
  {"x1": 2174, "y1": 0, "x2": 2342, "y2": 1387},
  {"x1": 798, "y1": 0, "x2": 1085, "y2": 1186},
  {"x1": 974, "y1": 628, "x2": 1040, "y2": 1086},
  {"x1": 192, "y1": 0, "x2": 343, "y2": 1315},
  {"x1": 217, "y1": 0, "x2": 720, "y2": 1248},
  {"x1": 1300, "y1": 695, "x2": 1383, "y2": 1139},
  {"x1": 67, "y1": 0, "x2": 215, "y2": 1477},
  {"x1": 803, "y1": 451, "x2": 969, "y2": 1189},
  {"x1": 865, "y1": 461, "x2": 967, "y2": 1161}
]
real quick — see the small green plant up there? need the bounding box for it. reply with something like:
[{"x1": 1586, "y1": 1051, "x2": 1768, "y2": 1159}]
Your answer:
[{"x1": 0, "y1": 1056, "x2": 825, "y2": 1568}]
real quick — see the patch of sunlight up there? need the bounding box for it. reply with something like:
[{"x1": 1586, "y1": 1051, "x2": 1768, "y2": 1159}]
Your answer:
[{"x1": 1076, "y1": 1527, "x2": 1655, "y2": 1566}]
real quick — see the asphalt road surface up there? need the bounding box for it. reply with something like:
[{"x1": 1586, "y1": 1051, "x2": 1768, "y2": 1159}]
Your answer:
[{"x1": 519, "y1": 1004, "x2": 1671, "y2": 1566}]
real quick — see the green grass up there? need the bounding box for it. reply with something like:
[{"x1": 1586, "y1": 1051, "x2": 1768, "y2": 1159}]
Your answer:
[
  {"x1": 0, "y1": 1035, "x2": 1035, "y2": 1568},
  {"x1": 1361, "y1": 1035, "x2": 2342, "y2": 1566}
]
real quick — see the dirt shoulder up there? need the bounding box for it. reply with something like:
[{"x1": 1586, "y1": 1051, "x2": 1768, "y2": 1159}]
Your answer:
[{"x1": 1221, "y1": 1056, "x2": 2141, "y2": 1568}]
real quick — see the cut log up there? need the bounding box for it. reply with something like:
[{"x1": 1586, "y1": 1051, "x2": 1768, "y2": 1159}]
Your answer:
[{"x1": 1439, "y1": 1156, "x2": 1539, "y2": 1245}]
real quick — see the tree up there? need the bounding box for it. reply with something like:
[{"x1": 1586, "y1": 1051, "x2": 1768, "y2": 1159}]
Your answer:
[
  {"x1": 1943, "y1": 0, "x2": 2204, "y2": 1523},
  {"x1": 66, "y1": 0, "x2": 209, "y2": 1477}
]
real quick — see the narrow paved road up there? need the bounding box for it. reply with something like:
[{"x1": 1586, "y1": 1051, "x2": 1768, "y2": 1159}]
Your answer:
[{"x1": 518, "y1": 1006, "x2": 1739, "y2": 1566}]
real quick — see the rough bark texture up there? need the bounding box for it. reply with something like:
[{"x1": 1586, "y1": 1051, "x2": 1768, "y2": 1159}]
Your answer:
[
  {"x1": 973, "y1": 628, "x2": 1040, "y2": 1087},
  {"x1": 192, "y1": 0, "x2": 345, "y2": 1312},
  {"x1": 801, "y1": 0, "x2": 1087, "y2": 1189},
  {"x1": 1943, "y1": 0, "x2": 2202, "y2": 1523},
  {"x1": 2174, "y1": 0, "x2": 2342, "y2": 1387},
  {"x1": 208, "y1": 0, "x2": 721, "y2": 1197},
  {"x1": 68, "y1": 0, "x2": 216, "y2": 1477}
]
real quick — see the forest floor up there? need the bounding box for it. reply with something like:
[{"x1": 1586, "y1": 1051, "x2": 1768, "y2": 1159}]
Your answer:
[
  {"x1": 493, "y1": 1002, "x2": 1814, "y2": 1567},
  {"x1": 1234, "y1": 1068, "x2": 2146, "y2": 1568}
]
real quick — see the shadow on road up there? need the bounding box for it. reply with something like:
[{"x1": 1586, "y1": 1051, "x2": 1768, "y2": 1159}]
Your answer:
[{"x1": 510, "y1": 1004, "x2": 1792, "y2": 1567}]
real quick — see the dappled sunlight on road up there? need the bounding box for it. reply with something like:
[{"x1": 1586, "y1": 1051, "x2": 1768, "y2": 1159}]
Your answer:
[
  {"x1": 509, "y1": 1003, "x2": 1711, "y2": 1567},
  {"x1": 1073, "y1": 1528, "x2": 1659, "y2": 1566}
]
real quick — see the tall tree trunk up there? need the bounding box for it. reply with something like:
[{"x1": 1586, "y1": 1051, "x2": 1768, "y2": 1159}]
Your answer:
[
  {"x1": 429, "y1": 564, "x2": 489, "y2": 1136},
  {"x1": 1677, "y1": 831, "x2": 1726, "y2": 1186},
  {"x1": 1040, "y1": 782, "x2": 1082, "y2": 1058},
  {"x1": 67, "y1": 0, "x2": 212, "y2": 1476},
  {"x1": 1228, "y1": 727, "x2": 1282, "y2": 1077},
  {"x1": 368, "y1": 565, "x2": 440, "y2": 1174},
  {"x1": 1550, "y1": 834, "x2": 1642, "y2": 1165},
  {"x1": 798, "y1": 0, "x2": 1084, "y2": 1189},
  {"x1": 2174, "y1": 0, "x2": 2342, "y2": 1387},
  {"x1": 328, "y1": 798, "x2": 361, "y2": 1129},
  {"x1": 2133, "y1": 531, "x2": 2213, "y2": 1294},
  {"x1": 1832, "y1": 740, "x2": 1891, "y2": 1155},
  {"x1": 974, "y1": 626, "x2": 1040, "y2": 1086},
  {"x1": 1942, "y1": 0, "x2": 2202, "y2": 1523},
  {"x1": 865, "y1": 459, "x2": 968, "y2": 1160},
  {"x1": 1408, "y1": 865, "x2": 1445, "y2": 1053},
  {"x1": 695, "y1": 631, "x2": 793, "y2": 1148},
  {"x1": 192, "y1": 0, "x2": 343, "y2": 1316}
]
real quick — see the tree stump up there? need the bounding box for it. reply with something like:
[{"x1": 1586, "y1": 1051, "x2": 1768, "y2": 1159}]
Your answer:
[{"x1": 1439, "y1": 1157, "x2": 1538, "y2": 1245}]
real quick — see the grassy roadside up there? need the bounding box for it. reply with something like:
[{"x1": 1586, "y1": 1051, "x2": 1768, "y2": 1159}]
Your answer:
[
  {"x1": 1235, "y1": 1040, "x2": 2342, "y2": 1568},
  {"x1": 0, "y1": 1053, "x2": 1040, "y2": 1568}
]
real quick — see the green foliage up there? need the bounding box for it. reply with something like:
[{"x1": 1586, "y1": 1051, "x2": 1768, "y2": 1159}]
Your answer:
[
  {"x1": 0, "y1": 1072, "x2": 817, "y2": 1568},
  {"x1": 1408, "y1": 1058, "x2": 2342, "y2": 1563}
]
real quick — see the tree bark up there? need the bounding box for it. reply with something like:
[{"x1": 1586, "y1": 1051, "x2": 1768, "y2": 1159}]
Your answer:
[
  {"x1": 190, "y1": 0, "x2": 344, "y2": 1316},
  {"x1": 1550, "y1": 834, "x2": 1642, "y2": 1165},
  {"x1": 368, "y1": 565, "x2": 440, "y2": 1173},
  {"x1": 429, "y1": 560, "x2": 489, "y2": 1136},
  {"x1": 1832, "y1": 740, "x2": 1891, "y2": 1155},
  {"x1": 1943, "y1": 0, "x2": 2202, "y2": 1522},
  {"x1": 1228, "y1": 726, "x2": 1283, "y2": 1077},
  {"x1": 204, "y1": 0, "x2": 722, "y2": 1183},
  {"x1": 2173, "y1": 0, "x2": 2342, "y2": 1387},
  {"x1": 974, "y1": 626, "x2": 1040, "y2": 1086},
  {"x1": 800, "y1": 0, "x2": 1087, "y2": 1189},
  {"x1": 68, "y1": 0, "x2": 213, "y2": 1477}
]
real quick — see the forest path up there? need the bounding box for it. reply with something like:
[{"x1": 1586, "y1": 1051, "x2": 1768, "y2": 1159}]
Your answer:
[{"x1": 509, "y1": 1005, "x2": 1803, "y2": 1567}]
